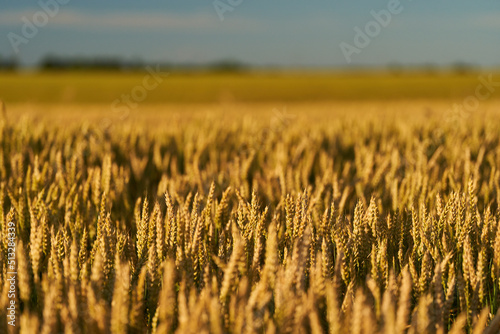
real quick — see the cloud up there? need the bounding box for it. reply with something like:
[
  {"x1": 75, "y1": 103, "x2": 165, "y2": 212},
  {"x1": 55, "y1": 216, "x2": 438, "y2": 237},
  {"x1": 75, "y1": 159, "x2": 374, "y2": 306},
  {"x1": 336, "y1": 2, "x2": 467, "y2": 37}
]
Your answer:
[{"x1": 0, "y1": 9, "x2": 264, "y2": 32}]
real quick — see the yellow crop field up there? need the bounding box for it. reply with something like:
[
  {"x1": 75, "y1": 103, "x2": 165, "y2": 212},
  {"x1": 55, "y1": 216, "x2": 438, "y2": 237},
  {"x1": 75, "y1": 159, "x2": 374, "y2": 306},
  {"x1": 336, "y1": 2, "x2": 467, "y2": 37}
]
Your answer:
[
  {"x1": 2, "y1": 94, "x2": 500, "y2": 333},
  {"x1": 1, "y1": 71, "x2": 498, "y2": 104}
]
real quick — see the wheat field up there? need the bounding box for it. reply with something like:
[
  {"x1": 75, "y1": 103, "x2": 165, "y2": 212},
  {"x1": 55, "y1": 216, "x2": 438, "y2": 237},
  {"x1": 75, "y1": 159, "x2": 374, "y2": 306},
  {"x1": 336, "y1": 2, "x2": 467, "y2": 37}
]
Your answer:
[{"x1": 1, "y1": 101, "x2": 500, "y2": 333}]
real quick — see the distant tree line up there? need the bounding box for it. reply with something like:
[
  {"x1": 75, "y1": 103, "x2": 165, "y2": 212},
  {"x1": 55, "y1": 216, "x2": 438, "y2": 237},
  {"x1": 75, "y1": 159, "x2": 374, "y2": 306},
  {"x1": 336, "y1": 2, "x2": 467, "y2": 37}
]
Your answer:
[
  {"x1": 39, "y1": 55, "x2": 143, "y2": 71},
  {"x1": 0, "y1": 53, "x2": 482, "y2": 74},
  {"x1": 37, "y1": 55, "x2": 248, "y2": 72},
  {"x1": 0, "y1": 56, "x2": 18, "y2": 71}
]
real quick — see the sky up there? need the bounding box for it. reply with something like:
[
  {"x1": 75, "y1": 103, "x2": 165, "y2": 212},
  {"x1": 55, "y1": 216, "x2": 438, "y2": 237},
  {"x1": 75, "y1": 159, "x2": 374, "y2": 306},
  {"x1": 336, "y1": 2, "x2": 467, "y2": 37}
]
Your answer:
[{"x1": 0, "y1": 0, "x2": 499, "y2": 68}]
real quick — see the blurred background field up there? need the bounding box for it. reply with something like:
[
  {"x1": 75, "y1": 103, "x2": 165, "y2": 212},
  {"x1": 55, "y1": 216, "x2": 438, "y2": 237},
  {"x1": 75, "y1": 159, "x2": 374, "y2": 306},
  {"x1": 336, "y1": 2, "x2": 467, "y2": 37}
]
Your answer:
[{"x1": 2, "y1": 70, "x2": 500, "y2": 105}]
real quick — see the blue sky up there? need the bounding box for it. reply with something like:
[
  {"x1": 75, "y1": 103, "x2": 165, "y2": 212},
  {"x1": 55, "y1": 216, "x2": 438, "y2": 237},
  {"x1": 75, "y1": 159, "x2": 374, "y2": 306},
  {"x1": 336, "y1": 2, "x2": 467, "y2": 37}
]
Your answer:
[{"x1": 1, "y1": 1, "x2": 499, "y2": 68}]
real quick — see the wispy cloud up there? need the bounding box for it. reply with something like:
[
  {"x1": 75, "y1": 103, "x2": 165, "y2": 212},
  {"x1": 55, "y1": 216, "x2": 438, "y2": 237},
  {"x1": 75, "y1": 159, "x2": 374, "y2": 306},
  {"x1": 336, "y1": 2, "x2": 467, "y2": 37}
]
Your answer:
[{"x1": 0, "y1": 10, "x2": 264, "y2": 32}]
